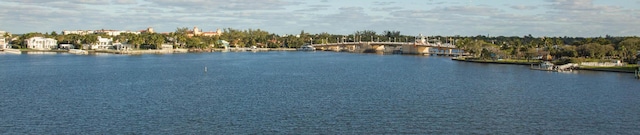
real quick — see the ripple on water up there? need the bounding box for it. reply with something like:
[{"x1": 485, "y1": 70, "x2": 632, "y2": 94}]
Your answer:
[{"x1": 0, "y1": 52, "x2": 639, "y2": 134}]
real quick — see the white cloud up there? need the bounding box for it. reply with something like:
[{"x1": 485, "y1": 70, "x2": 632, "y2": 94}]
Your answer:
[
  {"x1": 112, "y1": 0, "x2": 137, "y2": 4},
  {"x1": 0, "y1": 0, "x2": 639, "y2": 37},
  {"x1": 145, "y1": 0, "x2": 302, "y2": 11},
  {"x1": 510, "y1": 5, "x2": 538, "y2": 10}
]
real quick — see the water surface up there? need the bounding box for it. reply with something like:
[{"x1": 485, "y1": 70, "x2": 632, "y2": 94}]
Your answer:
[{"x1": 1, "y1": 52, "x2": 639, "y2": 134}]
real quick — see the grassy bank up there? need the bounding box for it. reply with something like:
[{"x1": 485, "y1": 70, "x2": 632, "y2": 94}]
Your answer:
[
  {"x1": 578, "y1": 65, "x2": 638, "y2": 73},
  {"x1": 453, "y1": 57, "x2": 639, "y2": 73},
  {"x1": 452, "y1": 57, "x2": 540, "y2": 65}
]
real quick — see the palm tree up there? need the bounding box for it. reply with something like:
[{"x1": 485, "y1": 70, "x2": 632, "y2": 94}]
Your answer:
[{"x1": 129, "y1": 35, "x2": 144, "y2": 50}]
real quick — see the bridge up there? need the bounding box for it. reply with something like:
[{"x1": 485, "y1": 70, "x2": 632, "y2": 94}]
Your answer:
[{"x1": 310, "y1": 41, "x2": 466, "y2": 56}]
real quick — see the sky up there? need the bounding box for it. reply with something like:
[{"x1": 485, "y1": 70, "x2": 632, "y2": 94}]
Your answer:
[{"x1": 1, "y1": 0, "x2": 639, "y2": 37}]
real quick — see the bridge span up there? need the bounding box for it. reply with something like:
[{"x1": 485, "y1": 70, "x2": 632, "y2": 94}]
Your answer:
[{"x1": 310, "y1": 41, "x2": 467, "y2": 56}]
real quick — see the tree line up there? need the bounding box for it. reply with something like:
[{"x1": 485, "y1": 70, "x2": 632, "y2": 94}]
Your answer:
[
  {"x1": 6, "y1": 29, "x2": 640, "y2": 63},
  {"x1": 6, "y1": 29, "x2": 420, "y2": 50},
  {"x1": 452, "y1": 34, "x2": 640, "y2": 63}
]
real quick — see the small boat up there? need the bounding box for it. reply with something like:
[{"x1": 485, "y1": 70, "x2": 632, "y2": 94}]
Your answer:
[
  {"x1": 297, "y1": 45, "x2": 316, "y2": 51},
  {"x1": 68, "y1": 49, "x2": 88, "y2": 55},
  {"x1": 530, "y1": 61, "x2": 555, "y2": 71},
  {"x1": 3, "y1": 48, "x2": 22, "y2": 54},
  {"x1": 531, "y1": 62, "x2": 577, "y2": 72}
]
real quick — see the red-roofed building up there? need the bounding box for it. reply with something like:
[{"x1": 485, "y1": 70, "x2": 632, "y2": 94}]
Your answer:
[{"x1": 187, "y1": 26, "x2": 222, "y2": 37}]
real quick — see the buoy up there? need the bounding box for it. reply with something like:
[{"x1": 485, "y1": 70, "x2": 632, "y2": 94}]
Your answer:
[{"x1": 204, "y1": 66, "x2": 208, "y2": 72}]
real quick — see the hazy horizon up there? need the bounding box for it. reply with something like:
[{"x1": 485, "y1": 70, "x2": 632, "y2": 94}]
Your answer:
[{"x1": 1, "y1": 0, "x2": 639, "y2": 37}]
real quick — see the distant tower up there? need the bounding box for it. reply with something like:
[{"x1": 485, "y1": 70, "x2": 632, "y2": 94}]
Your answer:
[
  {"x1": 147, "y1": 27, "x2": 155, "y2": 33},
  {"x1": 216, "y1": 28, "x2": 222, "y2": 34},
  {"x1": 193, "y1": 26, "x2": 201, "y2": 36}
]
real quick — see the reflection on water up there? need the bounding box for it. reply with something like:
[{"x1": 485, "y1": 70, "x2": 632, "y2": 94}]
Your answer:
[{"x1": 25, "y1": 51, "x2": 59, "y2": 55}]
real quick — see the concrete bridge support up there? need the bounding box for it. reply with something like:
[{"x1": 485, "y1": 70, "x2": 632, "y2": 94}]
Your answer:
[
  {"x1": 372, "y1": 45, "x2": 385, "y2": 51},
  {"x1": 347, "y1": 45, "x2": 357, "y2": 51},
  {"x1": 329, "y1": 46, "x2": 340, "y2": 51},
  {"x1": 316, "y1": 45, "x2": 359, "y2": 52},
  {"x1": 421, "y1": 47, "x2": 431, "y2": 54},
  {"x1": 401, "y1": 45, "x2": 431, "y2": 54}
]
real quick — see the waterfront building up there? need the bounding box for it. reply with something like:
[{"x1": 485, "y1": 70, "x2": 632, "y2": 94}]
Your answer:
[
  {"x1": 187, "y1": 26, "x2": 222, "y2": 37},
  {"x1": 59, "y1": 44, "x2": 74, "y2": 49},
  {"x1": 1, "y1": 32, "x2": 6, "y2": 49},
  {"x1": 25, "y1": 37, "x2": 58, "y2": 50},
  {"x1": 218, "y1": 40, "x2": 230, "y2": 48},
  {"x1": 0, "y1": 37, "x2": 6, "y2": 49},
  {"x1": 114, "y1": 43, "x2": 133, "y2": 50},
  {"x1": 161, "y1": 44, "x2": 173, "y2": 50},
  {"x1": 90, "y1": 36, "x2": 114, "y2": 50}
]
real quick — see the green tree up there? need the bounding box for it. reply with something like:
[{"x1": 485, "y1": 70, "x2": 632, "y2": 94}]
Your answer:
[
  {"x1": 222, "y1": 28, "x2": 246, "y2": 48},
  {"x1": 577, "y1": 43, "x2": 612, "y2": 59},
  {"x1": 50, "y1": 31, "x2": 58, "y2": 37},
  {"x1": 524, "y1": 48, "x2": 538, "y2": 61},
  {"x1": 617, "y1": 38, "x2": 640, "y2": 62},
  {"x1": 172, "y1": 27, "x2": 189, "y2": 48},
  {"x1": 82, "y1": 34, "x2": 98, "y2": 49},
  {"x1": 128, "y1": 34, "x2": 144, "y2": 50},
  {"x1": 186, "y1": 37, "x2": 204, "y2": 48},
  {"x1": 147, "y1": 33, "x2": 165, "y2": 49},
  {"x1": 559, "y1": 45, "x2": 578, "y2": 58}
]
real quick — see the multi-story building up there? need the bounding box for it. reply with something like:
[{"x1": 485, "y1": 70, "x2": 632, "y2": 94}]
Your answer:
[
  {"x1": 144, "y1": 27, "x2": 155, "y2": 33},
  {"x1": 87, "y1": 36, "x2": 114, "y2": 50},
  {"x1": 64, "y1": 29, "x2": 142, "y2": 36},
  {"x1": 0, "y1": 31, "x2": 7, "y2": 49},
  {"x1": 94, "y1": 30, "x2": 141, "y2": 36},
  {"x1": 187, "y1": 26, "x2": 222, "y2": 37},
  {"x1": 25, "y1": 37, "x2": 57, "y2": 50},
  {"x1": 62, "y1": 30, "x2": 95, "y2": 35},
  {"x1": 0, "y1": 37, "x2": 6, "y2": 49}
]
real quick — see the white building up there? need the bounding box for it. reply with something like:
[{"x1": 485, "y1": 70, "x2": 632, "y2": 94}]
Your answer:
[
  {"x1": 0, "y1": 31, "x2": 7, "y2": 49},
  {"x1": 0, "y1": 38, "x2": 7, "y2": 49},
  {"x1": 95, "y1": 30, "x2": 141, "y2": 36},
  {"x1": 114, "y1": 43, "x2": 133, "y2": 50},
  {"x1": 63, "y1": 30, "x2": 140, "y2": 36},
  {"x1": 91, "y1": 36, "x2": 114, "y2": 50},
  {"x1": 26, "y1": 37, "x2": 58, "y2": 50},
  {"x1": 59, "y1": 44, "x2": 75, "y2": 49},
  {"x1": 62, "y1": 30, "x2": 95, "y2": 35}
]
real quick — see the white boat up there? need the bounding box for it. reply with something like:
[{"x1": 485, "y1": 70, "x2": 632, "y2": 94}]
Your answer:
[
  {"x1": 3, "y1": 48, "x2": 22, "y2": 54},
  {"x1": 297, "y1": 45, "x2": 315, "y2": 51},
  {"x1": 68, "y1": 49, "x2": 88, "y2": 55},
  {"x1": 530, "y1": 61, "x2": 555, "y2": 71},
  {"x1": 531, "y1": 62, "x2": 577, "y2": 72}
]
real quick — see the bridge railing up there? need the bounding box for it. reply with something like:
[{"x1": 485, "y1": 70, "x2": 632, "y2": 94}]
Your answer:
[{"x1": 311, "y1": 42, "x2": 457, "y2": 48}]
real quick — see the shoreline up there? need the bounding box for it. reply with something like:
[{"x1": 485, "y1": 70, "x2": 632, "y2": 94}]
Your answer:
[
  {"x1": 1, "y1": 48, "x2": 298, "y2": 55},
  {"x1": 576, "y1": 67, "x2": 635, "y2": 73},
  {"x1": 451, "y1": 57, "x2": 539, "y2": 65},
  {"x1": 452, "y1": 57, "x2": 637, "y2": 74},
  {"x1": 4, "y1": 49, "x2": 638, "y2": 74}
]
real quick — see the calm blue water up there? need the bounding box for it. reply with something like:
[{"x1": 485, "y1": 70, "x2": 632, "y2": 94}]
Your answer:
[{"x1": 1, "y1": 52, "x2": 639, "y2": 134}]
